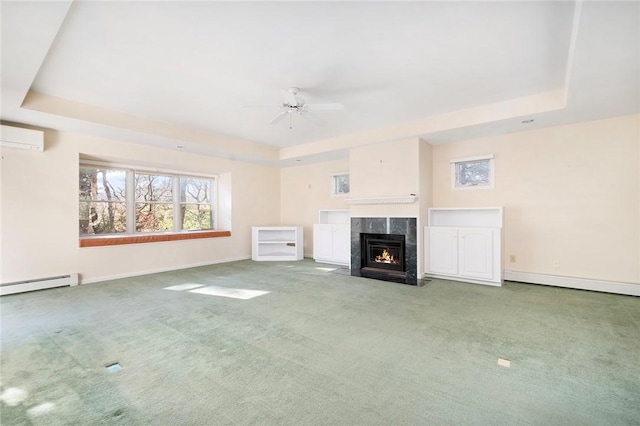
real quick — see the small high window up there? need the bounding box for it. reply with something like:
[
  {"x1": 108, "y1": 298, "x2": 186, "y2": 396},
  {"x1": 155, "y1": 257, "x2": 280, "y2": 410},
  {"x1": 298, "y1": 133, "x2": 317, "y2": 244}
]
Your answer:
[
  {"x1": 331, "y1": 173, "x2": 350, "y2": 195},
  {"x1": 451, "y1": 155, "x2": 494, "y2": 190}
]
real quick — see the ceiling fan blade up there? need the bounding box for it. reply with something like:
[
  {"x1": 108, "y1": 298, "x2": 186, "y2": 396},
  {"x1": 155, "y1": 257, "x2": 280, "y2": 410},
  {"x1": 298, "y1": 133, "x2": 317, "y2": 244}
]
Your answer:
[
  {"x1": 282, "y1": 89, "x2": 299, "y2": 107},
  {"x1": 306, "y1": 103, "x2": 345, "y2": 111},
  {"x1": 300, "y1": 110, "x2": 323, "y2": 125},
  {"x1": 242, "y1": 104, "x2": 280, "y2": 108},
  {"x1": 268, "y1": 111, "x2": 288, "y2": 125}
]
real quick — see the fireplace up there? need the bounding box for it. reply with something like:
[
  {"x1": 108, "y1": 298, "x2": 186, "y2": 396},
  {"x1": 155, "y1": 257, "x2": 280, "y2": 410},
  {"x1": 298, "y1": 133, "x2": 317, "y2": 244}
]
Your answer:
[
  {"x1": 361, "y1": 233, "x2": 405, "y2": 273},
  {"x1": 351, "y1": 217, "x2": 419, "y2": 285}
]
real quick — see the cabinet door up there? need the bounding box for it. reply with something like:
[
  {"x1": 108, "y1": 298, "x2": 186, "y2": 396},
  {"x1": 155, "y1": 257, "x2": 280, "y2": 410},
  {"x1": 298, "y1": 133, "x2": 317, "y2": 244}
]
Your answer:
[
  {"x1": 458, "y1": 228, "x2": 493, "y2": 280},
  {"x1": 332, "y1": 225, "x2": 351, "y2": 264},
  {"x1": 428, "y1": 227, "x2": 459, "y2": 276},
  {"x1": 313, "y1": 225, "x2": 334, "y2": 261}
]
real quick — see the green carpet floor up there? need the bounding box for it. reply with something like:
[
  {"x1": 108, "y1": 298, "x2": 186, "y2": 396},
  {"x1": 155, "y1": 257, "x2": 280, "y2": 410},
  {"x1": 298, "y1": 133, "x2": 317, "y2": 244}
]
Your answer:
[{"x1": 1, "y1": 259, "x2": 639, "y2": 425}]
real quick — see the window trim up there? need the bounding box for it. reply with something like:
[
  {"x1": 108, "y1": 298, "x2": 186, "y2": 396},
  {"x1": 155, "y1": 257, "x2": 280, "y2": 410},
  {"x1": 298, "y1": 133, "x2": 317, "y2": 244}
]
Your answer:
[
  {"x1": 79, "y1": 160, "x2": 221, "y2": 246},
  {"x1": 450, "y1": 154, "x2": 495, "y2": 190}
]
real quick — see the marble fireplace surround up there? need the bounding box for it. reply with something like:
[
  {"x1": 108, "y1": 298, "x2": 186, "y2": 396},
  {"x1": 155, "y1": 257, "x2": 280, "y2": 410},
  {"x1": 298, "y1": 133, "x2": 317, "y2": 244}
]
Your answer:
[{"x1": 350, "y1": 217, "x2": 418, "y2": 285}]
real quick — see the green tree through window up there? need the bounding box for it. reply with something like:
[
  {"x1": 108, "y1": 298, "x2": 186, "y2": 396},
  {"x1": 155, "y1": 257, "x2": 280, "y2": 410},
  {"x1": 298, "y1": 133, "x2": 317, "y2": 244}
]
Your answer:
[
  {"x1": 79, "y1": 168, "x2": 127, "y2": 235},
  {"x1": 180, "y1": 177, "x2": 213, "y2": 230},
  {"x1": 79, "y1": 166, "x2": 216, "y2": 237},
  {"x1": 135, "y1": 174, "x2": 174, "y2": 232}
]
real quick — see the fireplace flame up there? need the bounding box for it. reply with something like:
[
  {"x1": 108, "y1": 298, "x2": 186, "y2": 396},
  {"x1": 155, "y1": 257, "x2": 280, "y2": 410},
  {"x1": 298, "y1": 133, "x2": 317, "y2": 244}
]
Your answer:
[{"x1": 375, "y1": 249, "x2": 397, "y2": 264}]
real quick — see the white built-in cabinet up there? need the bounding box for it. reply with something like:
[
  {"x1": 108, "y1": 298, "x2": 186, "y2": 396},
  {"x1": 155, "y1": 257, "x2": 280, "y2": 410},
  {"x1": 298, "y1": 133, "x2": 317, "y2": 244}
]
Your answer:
[
  {"x1": 425, "y1": 208, "x2": 502, "y2": 286},
  {"x1": 313, "y1": 210, "x2": 350, "y2": 266},
  {"x1": 252, "y1": 226, "x2": 303, "y2": 261}
]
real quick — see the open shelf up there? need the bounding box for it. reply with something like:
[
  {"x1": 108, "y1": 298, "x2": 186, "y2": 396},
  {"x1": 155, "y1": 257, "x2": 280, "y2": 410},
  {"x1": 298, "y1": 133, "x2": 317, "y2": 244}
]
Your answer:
[
  {"x1": 428, "y1": 207, "x2": 503, "y2": 228},
  {"x1": 318, "y1": 209, "x2": 350, "y2": 225},
  {"x1": 252, "y1": 226, "x2": 303, "y2": 261}
]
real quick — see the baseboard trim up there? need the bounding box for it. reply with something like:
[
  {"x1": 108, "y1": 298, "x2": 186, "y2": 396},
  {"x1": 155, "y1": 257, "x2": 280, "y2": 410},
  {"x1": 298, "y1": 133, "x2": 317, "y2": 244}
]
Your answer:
[
  {"x1": 425, "y1": 273, "x2": 502, "y2": 287},
  {"x1": 1, "y1": 274, "x2": 79, "y2": 296},
  {"x1": 503, "y1": 270, "x2": 639, "y2": 296},
  {"x1": 80, "y1": 256, "x2": 251, "y2": 285}
]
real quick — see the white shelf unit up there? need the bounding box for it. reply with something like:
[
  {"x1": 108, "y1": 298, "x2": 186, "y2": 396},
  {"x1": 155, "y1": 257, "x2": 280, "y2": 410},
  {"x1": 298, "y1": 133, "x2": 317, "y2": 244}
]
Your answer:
[
  {"x1": 425, "y1": 207, "x2": 503, "y2": 286},
  {"x1": 429, "y1": 207, "x2": 503, "y2": 228},
  {"x1": 313, "y1": 210, "x2": 350, "y2": 266},
  {"x1": 318, "y1": 209, "x2": 350, "y2": 225},
  {"x1": 252, "y1": 226, "x2": 303, "y2": 261}
]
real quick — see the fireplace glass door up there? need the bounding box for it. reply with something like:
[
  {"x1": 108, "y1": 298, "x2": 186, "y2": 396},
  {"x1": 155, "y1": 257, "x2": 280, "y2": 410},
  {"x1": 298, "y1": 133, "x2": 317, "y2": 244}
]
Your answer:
[{"x1": 361, "y1": 233, "x2": 405, "y2": 272}]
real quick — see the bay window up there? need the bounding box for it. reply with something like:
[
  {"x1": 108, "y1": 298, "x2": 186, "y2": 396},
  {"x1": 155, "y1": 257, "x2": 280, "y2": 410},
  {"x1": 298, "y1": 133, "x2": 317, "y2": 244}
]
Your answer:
[{"x1": 79, "y1": 166, "x2": 216, "y2": 238}]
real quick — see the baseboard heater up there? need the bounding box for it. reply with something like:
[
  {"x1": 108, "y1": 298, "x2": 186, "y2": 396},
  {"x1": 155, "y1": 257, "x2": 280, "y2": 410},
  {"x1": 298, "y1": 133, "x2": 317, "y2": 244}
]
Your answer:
[{"x1": 0, "y1": 274, "x2": 79, "y2": 296}]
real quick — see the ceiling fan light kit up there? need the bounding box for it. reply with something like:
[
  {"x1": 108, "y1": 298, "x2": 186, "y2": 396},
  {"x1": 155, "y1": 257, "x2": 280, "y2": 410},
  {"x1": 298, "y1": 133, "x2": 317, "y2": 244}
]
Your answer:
[{"x1": 244, "y1": 87, "x2": 344, "y2": 130}]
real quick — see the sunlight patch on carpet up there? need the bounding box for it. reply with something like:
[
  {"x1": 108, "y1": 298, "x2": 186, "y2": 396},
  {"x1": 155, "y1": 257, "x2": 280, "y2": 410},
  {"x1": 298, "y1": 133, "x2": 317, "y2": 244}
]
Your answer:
[
  {"x1": 163, "y1": 283, "x2": 205, "y2": 291},
  {"x1": 0, "y1": 387, "x2": 28, "y2": 406},
  {"x1": 27, "y1": 402, "x2": 56, "y2": 417},
  {"x1": 188, "y1": 285, "x2": 270, "y2": 300},
  {"x1": 330, "y1": 267, "x2": 351, "y2": 276},
  {"x1": 315, "y1": 267, "x2": 338, "y2": 272}
]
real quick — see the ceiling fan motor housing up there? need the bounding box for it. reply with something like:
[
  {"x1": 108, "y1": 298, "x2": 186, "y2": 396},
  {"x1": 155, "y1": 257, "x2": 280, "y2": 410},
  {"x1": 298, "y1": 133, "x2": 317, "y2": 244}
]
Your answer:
[{"x1": 244, "y1": 87, "x2": 344, "y2": 128}]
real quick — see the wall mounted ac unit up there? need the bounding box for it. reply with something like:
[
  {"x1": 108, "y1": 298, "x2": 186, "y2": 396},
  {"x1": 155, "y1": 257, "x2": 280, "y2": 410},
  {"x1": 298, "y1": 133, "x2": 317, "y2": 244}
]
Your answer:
[{"x1": 0, "y1": 124, "x2": 44, "y2": 152}]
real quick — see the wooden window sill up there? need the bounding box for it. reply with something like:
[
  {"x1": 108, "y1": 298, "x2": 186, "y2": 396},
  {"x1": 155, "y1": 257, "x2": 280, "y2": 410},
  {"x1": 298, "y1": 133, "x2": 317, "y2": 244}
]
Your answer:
[{"x1": 79, "y1": 230, "x2": 231, "y2": 247}]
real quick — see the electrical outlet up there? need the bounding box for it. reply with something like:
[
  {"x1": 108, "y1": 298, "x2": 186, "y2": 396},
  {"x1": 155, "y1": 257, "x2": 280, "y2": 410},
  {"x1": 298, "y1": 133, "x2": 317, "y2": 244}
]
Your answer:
[
  {"x1": 509, "y1": 255, "x2": 516, "y2": 263},
  {"x1": 553, "y1": 260, "x2": 560, "y2": 267}
]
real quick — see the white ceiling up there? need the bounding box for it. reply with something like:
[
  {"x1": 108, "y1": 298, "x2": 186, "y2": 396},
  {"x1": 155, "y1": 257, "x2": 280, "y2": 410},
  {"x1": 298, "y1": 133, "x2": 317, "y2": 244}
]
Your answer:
[{"x1": 1, "y1": 1, "x2": 638, "y2": 166}]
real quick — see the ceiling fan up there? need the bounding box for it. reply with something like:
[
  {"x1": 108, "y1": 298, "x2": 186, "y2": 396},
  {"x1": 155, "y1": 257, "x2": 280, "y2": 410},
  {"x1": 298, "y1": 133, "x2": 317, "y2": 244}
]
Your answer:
[{"x1": 243, "y1": 87, "x2": 344, "y2": 129}]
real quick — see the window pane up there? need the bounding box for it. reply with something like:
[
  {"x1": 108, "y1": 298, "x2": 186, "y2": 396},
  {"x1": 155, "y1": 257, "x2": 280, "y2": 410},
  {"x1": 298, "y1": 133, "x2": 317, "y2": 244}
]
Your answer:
[
  {"x1": 333, "y1": 174, "x2": 350, "y2": 194},
  {"x1": 136, "y1": 203, "x2": 173, "y2": 232},
  {"x1": 181, "y1": 204, "x2": 213, "y2": 230},
  {"x1": 135, "y1": 174, "x2": 173, "y2": 202},
  {"x1": 180, "y1": 178, "x2": 210, "y2": 203},
  {"x1": 79, "y1": 201, "x2": 127, "y2": 235},
  {"x1": 456, "y1": 160, "x2": 490, "y2": 187},
  {"x1": 79, "y1": 168, "x2": 126, "y2": 201}
]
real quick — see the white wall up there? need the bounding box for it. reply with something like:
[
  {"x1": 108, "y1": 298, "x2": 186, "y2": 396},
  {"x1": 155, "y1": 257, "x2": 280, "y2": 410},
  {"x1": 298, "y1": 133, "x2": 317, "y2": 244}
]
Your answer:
[
  {"x1": 417, "y1": 140, "x2": 434, "y2": 276},
  {"x1": 279, "y1": 115, "x2": 639, "y2": 287},
  {"x1": 280, "y1": 158, "x2": 349, "y2": 256},
  {"x1": 280, "y1": 138, "x2": 433, "y2": 275},
  {"x1": 431, "y1": 114, "x2": 639, "y2": 285},
  {"x1": 0, "y1": 130, "x2": 280, "y2": 284},
  {"x1": 3, "y1": 114, "x2": 637, "y2": 288},
  {"x1": 348, "y1": 138, "x2": 422, "y2": 219}
]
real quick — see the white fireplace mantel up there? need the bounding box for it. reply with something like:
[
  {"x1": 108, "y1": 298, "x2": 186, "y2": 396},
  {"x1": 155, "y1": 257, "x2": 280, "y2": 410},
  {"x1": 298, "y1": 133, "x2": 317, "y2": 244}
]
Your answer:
[{"x1": 345, "y1": 195, "x2": 418, "y2": 205}]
